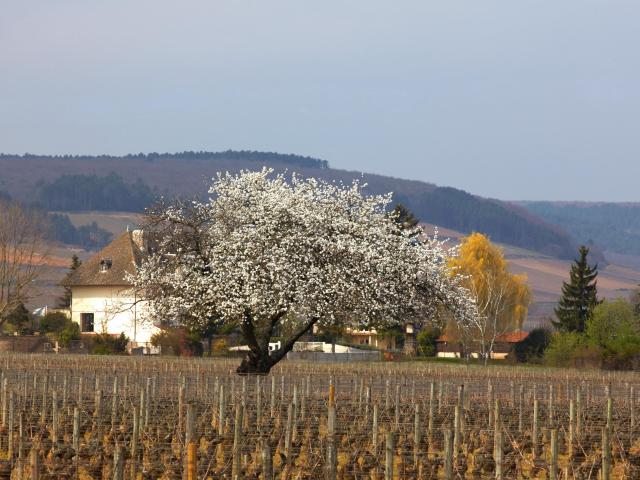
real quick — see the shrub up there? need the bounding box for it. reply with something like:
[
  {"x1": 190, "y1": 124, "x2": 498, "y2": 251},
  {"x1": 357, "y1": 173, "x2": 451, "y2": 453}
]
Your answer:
[
  {"x1": 544, "y1": 331, "x2": 583, "y2": 367},
  {"x1": 91, "y1": 332, "x2": 129, "y2": 355},
  {"x1": 4, "y1": 303, "x2": 31, "y2": 334},
  {"x1": 39, "y1": 312, "x2": 81, "y2": 348},
  {"x1": 546, "y1": 299, "x2": 640, "y2": 369},
  {"x1": 57, "y1": 322, "x2": 80, "y2": 348},
  {"x1": 151, "y1": 327, "x2": 203, "y2": 356},
  {"x1": 584, "y1": 299, "x2": 640, "y2": 369},
  {"x1": 417, "y1": 326, "x2": 441, "y2": 357},
  {"x1": 39, "y1": 312, "x2": 70, "y2": 334},
  {"x1": 211, "y1": 338, "x2": 229, "y2": 356}
]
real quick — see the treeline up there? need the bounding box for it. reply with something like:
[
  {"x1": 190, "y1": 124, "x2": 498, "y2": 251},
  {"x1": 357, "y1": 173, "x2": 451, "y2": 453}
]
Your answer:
[
  {"x1": 1, "y1": 149, "x2": 329, "y2": 170},
  {"x1": 522, "y1": 201, "x2": 640, "y2": 256},
  {"x1": 47, "y1": 214, "x2": 113, "y2": 250},
  {"x1": 37, "y1": 173, "x2": 158, "y2": 212},
  {"x1": 395, "y1": 187, "x2": 577, "y2": 259},
  {"x1": 0, "y1": 192, "x2": 112, "y2": 250}
]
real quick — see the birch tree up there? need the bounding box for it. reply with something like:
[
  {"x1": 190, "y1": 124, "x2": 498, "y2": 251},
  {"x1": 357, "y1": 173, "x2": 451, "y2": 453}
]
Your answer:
[
  {"x1": 449, "y1": 233, "x2": 531, "y2": 363},
  {"x1": 133, "y1": 169, "x2": 476, "y2": 374}
]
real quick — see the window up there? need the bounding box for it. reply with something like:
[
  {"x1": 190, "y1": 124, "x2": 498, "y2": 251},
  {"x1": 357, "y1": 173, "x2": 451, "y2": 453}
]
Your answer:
[
  {"x1": 99, "y1": 258, "x2": 112, "y2": 273},
  {"x1": 81, "y1": 313, "x2": 94, "y2": 332}
]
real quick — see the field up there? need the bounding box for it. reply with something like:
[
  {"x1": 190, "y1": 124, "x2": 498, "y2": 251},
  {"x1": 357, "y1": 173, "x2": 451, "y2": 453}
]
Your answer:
[
  {"x1": 61, "y1": 212, "x2": 142, "y2": 238},
  {"x1": 0, "y1": 356, "x2": 637, "y2": 479}
]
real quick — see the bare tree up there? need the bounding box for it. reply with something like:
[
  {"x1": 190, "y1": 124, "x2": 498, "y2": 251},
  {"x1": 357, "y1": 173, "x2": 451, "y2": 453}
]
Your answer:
[
  {"x1": 0, "y1": 200, "x2": 48, "y2": 326},
  {"x1": 465, "y1": 279, "x2": 518, "y2": 363}
]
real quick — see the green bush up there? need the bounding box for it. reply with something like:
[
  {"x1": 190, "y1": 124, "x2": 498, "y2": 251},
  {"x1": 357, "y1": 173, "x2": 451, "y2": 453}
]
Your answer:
[
  {"x1": 544, "y1": 331, "x2": 584, "y2": 367},
  {"x1": 91, "y1": 332, "x2": 129, "y2": 355},
  {"x1": 4, "y1": 303, "x2": 31, "y2": 334},
  {"x1": 39, "y1": 312, "x2": 70, "y2": 334},
  {"x1": 39, "y1": 312, "x2": 81, "y2": 347},
  {"x1": 545, "y1": 299, "x2": 640, "y2": 369},
  {"x1": 417, "y1": 326, "x2": 441, "y2": 357},
  {"x1": 586, "y1": 299, "x2": 640, "y2": 369},
  {"x1": 57, "y1": 322, "x2": 80, "y2": 348}
]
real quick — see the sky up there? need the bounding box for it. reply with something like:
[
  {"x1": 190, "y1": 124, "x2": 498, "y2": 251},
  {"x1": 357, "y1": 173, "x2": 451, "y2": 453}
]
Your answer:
[{"x1": 1, "y1": 1, "x2": 639, "y2": 201}]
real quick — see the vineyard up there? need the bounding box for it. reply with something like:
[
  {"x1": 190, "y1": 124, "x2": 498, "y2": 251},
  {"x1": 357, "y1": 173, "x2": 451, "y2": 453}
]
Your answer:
[{"x1": 0, "y1": 355, "x2": 638, "y2": 479}]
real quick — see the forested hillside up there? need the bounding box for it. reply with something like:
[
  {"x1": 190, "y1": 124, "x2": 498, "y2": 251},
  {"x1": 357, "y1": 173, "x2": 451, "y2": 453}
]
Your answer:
[
  {"x1": 37, "y1": 173, "x2": 159, "y2": 212},
  {"x1": 397, "y1": 188, "x2": 576, "y2": 259},
  {"x1": 0, "y1": 195, "x2": 113, "y2": 250},
  {"x1": 521, "y1": 202, "x2": 640, "y2": 256},
  {"x1": 0, "y1": 151, "x2": 577, "y2": 257}
]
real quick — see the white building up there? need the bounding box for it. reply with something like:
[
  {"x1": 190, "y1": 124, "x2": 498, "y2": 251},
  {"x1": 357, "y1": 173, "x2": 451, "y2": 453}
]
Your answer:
[{"x1": 63, "y1": 229, "x2": 159, "y2": 350}]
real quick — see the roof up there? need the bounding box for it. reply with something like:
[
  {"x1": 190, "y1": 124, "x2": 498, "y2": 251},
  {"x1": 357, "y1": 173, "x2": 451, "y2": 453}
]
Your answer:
[
  {"x1": 495, "y1": 331, "x2": 529, "y2": 343},
  {"x1": 62, "y1": 231, "x2": 144, "y2": 287},
  {"x1": 437, "y1": 331, "x2": 529, "y2": 344}
]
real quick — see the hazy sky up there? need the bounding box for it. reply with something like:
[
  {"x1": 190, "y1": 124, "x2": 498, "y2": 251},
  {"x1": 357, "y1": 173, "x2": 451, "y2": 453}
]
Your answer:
[{"x1": 1, "y1": 1, "x2": 639, "y2": 201}]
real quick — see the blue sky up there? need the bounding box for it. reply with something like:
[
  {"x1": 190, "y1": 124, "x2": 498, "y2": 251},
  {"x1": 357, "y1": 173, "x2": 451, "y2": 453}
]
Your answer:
[{"x1": 1, "y1": 1, "x2": 639, "y2": 201}]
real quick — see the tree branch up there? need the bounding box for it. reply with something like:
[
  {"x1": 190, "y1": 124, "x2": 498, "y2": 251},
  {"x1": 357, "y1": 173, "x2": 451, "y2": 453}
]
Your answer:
[
  {"x1": 270, "y1": 316, "x2": 319, "y2": 363},
  {"x1": 240, "y1": 310, "x2": 263, "y2": 356}
]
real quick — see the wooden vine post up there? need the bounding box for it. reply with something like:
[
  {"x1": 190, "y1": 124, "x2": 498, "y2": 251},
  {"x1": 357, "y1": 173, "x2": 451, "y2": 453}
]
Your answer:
[
  {"x1": 186, "y1": 442, "x2": 197, "y2": 480},
  {"x1": 326, "y1": 383, "x2": 337, "y2": 480}
]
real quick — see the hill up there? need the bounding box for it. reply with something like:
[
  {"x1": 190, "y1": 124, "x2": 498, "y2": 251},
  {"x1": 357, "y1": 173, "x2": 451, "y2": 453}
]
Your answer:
[
  {"x1": 0, "y1": 151, "x2": 578, "y2": 258},
  {"x1": 520, "y1": 201, "x2": 640, "y2": 257}
]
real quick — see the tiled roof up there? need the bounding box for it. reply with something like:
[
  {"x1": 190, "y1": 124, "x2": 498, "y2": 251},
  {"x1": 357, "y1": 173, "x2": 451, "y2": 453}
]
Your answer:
[
  {"x1": 62, "y1": 231, "x2": 143, "y2": 287},
  {"x1": 437, "y1": 331, "x2": 529, "y2": 344},
  {"x1": 495, "y1": 331, "x2": 529, "y2": 343}
]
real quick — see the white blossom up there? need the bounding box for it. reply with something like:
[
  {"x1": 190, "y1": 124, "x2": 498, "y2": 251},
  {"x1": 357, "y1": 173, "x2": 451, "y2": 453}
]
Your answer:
[{"x1": 131, "y1": 168, "x2": 476, "y2": 372}]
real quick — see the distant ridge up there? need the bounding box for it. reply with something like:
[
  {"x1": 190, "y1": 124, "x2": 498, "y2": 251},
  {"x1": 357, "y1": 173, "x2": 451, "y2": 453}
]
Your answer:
[
  {"x1": 0, "y1": 150, "x2": 329, "y2": 170},
  {"x1": 520, "y1": 201, "x2": 640, "y2": 256},
  {"x1": 0, "y1": 150, "x2": 577, "y2": 259}
]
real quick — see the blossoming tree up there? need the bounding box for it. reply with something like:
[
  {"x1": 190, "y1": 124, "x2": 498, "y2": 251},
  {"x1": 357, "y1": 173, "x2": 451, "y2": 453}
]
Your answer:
[{"x1": 133, "y1": 169, "x2": 475, "y2": 374}]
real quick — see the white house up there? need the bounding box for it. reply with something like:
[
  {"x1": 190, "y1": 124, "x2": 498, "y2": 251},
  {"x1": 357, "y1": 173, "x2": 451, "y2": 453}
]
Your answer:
[{"x1": 63, "y1": 229, "x2": 159, "y2": 351}]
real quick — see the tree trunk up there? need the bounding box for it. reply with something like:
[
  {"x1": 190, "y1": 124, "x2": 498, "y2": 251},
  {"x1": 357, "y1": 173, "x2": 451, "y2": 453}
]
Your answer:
[
  {"x1": 236, "y1": 351, "x2": 275, "y2": 375},
  {"x1": 236, "y1": 316, "x2": 319, "y2": 375}
]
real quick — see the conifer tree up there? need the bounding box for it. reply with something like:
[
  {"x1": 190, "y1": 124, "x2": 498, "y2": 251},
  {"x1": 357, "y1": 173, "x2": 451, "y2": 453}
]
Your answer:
[
  {"x1": 57, "y1": 254, "x2": 81, "y2": 309},
  {"x1": 5, "y1": 303, "x2": 30, "y2": 332},
  {"x1": 553, "y1": 245, "x2": 599, "y2": 333},
  {"x1": 392, "y1": 203, "x2": 420, "y2": 234}
]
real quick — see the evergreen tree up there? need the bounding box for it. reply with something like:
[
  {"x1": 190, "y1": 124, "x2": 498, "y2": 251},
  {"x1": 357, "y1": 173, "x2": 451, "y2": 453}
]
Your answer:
[
  {"x1": 392, "y1": 203, "x2": 420, "y2": 234},
  {"x1": 553, "y1": 246, "x2": 599, "y2": 333},
  {"x1": 4, "y1": 303, "x2": 30, "y2": 333},
  {"x1": 57, "y1": 255, "x2": 81, "y2": 308}
]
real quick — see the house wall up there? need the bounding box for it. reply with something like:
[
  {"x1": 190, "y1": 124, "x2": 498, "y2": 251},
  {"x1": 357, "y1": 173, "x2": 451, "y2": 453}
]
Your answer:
[
  {"x1": 344, "y1": 331, "x2": 397, "y2": 351},
  {"x1": 70, "y1": 286, "x2": 159, "y2": 345},
  {"x1": 436, "y1": 346, "x2": 512, "y2": 360}
]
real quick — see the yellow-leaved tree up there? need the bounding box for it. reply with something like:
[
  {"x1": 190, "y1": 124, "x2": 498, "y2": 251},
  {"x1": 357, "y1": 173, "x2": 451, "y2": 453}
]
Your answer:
[{"x1": 448, "y1": 233, "x2": 531, "y2": 363}]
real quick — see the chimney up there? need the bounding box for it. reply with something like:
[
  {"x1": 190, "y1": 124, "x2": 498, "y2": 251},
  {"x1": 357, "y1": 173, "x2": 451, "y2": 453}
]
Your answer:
[{"x1": 131, "y1": 229, "x2": 146, "y2": 252}]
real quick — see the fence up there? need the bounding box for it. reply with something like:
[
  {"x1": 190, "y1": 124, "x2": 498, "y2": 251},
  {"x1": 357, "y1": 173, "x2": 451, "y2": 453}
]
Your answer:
[{"x1": 286, "y1": 350, "x2": 381, "y2": 362}]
